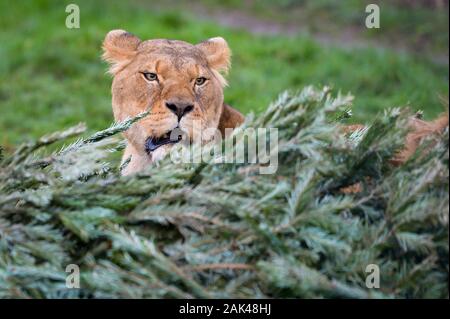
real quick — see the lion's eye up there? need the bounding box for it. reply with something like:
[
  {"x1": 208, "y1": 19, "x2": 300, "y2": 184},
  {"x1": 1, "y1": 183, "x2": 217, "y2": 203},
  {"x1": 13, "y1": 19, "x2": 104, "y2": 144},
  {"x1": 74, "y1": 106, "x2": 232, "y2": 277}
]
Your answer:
[
  {"x1": 143, "y1": 72, "x2": 158, "y2": 82},
  {"x1": 195, "y1": 77, "x2": 207, "y2": 86}
]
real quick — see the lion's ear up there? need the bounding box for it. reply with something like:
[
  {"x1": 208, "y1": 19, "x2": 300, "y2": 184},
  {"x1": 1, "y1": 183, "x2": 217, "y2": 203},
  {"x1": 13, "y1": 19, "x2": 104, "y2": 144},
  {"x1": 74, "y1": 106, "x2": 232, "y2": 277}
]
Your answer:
[
  {"x1": 102, "y1": 29, "x2": 141, "y2": 74},
  {"x1": 196, "y1": 37, "x2": 231, "y2": 74}
]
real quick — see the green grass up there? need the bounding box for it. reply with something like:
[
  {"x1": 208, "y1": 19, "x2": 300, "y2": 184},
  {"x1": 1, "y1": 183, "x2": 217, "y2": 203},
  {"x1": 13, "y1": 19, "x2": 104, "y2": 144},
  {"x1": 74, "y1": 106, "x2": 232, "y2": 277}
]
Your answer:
[{"x1": 0, "y1": 0, "x2": 448, "y2": 149}]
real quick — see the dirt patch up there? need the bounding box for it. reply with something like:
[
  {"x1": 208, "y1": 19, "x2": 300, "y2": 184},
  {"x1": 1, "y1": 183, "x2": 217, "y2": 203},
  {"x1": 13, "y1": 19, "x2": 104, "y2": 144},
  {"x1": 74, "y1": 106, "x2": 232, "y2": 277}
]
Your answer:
[{"x1": 192, "y1": 4, "x2": 448, "y2": 65}]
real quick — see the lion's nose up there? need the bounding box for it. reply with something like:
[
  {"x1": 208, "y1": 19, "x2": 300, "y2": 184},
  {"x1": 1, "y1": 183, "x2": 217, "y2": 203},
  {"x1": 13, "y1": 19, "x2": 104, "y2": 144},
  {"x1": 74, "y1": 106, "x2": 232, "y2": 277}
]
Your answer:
[{"x1": 165, "y1": 100, "x2": 194, "y2": 120}]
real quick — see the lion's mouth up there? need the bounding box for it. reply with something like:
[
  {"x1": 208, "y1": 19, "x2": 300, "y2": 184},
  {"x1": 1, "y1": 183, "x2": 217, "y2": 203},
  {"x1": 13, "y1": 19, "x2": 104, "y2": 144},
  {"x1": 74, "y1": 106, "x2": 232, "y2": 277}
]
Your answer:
[{"x1": 145, "y1": 127, "x2": 184, "y2": 153}]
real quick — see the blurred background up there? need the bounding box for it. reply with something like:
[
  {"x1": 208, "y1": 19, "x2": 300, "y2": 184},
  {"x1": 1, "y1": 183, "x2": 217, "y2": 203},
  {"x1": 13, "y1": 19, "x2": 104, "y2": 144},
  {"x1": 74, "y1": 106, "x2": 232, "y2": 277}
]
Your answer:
[{"x1": 0, "y1": 0, "x2": 448, "y2": 151}]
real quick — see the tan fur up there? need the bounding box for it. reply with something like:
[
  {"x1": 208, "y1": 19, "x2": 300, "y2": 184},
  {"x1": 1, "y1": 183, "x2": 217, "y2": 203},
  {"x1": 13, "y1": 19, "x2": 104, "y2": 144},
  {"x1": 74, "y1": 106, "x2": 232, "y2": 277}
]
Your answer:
[
  {"x1": 391, "y1": 113, "x2": 449, "y2": 165},
  {"x1": 342, "y1": 113, "x2": 449, "y2": 165},
  {"x1": 339, "y1": 114, "x2": 448, "y2": 195},
  {"x1": 218, "y1": 103, "x2": 245, "y2": 136},
  {"x1": 102, "y1": 30, "x2": 244, "y2": 175}
]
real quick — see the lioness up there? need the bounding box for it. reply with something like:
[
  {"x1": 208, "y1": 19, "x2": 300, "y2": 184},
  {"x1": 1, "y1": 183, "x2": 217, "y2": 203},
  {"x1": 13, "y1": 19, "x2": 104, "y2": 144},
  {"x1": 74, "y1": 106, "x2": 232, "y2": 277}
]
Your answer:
[
  {"x1": 102, "y1": 30, "x2": 244, "y2": 175},
  {"x1": 102, "y1": 30, "x2": 448, "y2": 176}
]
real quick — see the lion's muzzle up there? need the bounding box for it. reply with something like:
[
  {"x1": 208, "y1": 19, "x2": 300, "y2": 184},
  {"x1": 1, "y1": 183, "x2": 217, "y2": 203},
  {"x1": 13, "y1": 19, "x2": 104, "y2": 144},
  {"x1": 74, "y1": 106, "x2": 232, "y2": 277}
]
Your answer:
[{"x1": 145, "y1": 127, "x2": 184, "y2": 153}]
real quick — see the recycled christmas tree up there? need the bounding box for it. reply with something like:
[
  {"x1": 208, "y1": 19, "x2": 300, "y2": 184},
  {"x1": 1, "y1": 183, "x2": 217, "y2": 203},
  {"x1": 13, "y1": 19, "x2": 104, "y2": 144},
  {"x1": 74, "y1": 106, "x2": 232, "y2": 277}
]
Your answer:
[{"x1": 0, "y1": 86, "x2": 448, "y2": 298}]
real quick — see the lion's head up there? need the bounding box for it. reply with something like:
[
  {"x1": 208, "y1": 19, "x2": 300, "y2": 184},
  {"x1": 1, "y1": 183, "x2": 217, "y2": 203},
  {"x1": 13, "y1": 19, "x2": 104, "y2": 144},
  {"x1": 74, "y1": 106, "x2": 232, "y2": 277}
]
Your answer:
[{"x1": 102, "y1": 30, "x2": 243, "y2": 172}]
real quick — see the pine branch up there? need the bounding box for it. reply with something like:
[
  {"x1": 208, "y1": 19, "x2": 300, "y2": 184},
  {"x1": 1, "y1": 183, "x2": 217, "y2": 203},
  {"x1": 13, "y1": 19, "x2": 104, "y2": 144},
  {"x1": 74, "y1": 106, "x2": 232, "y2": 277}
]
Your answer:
[{"x1": 0, "y1": 87, "x2": 447, "y2": 299}]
